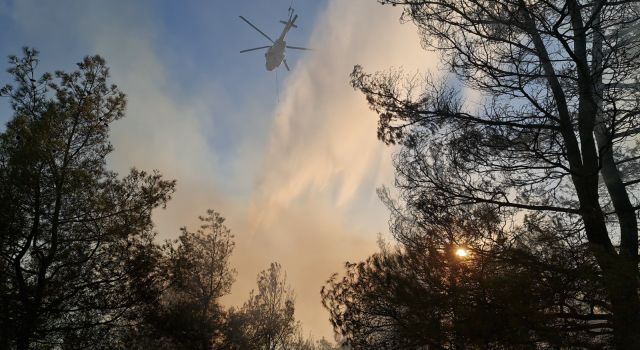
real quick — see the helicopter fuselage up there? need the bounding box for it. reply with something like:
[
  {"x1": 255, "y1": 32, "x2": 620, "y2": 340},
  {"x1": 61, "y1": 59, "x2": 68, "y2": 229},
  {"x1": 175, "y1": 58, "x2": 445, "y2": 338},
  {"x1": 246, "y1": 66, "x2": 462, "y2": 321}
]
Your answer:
[
  {"x1": 265, "y1": 40, "x2": 286, "y2": 71},
  {"x1": 265, "y1": 17, "x2": 295, "y2": 71}
]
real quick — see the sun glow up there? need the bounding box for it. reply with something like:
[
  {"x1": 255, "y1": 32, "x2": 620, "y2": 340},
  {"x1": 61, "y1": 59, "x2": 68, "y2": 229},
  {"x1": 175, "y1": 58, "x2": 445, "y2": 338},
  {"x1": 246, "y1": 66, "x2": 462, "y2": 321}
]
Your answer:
[{"x1": 455, "y1": 248, "x2": 469, "y2": 258}]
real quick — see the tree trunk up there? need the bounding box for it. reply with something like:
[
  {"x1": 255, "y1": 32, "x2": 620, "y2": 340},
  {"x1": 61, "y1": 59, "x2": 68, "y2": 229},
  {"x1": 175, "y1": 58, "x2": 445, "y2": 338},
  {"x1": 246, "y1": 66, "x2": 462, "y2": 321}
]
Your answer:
[
  {"x1": 607, "y1": 263, "x2": 640, "y2": 350},
  {"x1": 582, "y1": 208, "x2": 640, "y2": 349}
]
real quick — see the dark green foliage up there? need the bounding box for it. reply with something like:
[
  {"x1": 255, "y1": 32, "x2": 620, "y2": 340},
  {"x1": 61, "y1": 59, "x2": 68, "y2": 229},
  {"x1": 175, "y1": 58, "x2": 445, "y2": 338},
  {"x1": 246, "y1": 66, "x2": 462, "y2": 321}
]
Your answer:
[
  {"x1": 322, "y1": 227, "x2": 611, "y2": 349},
  {"x1": 0, "y1": 48, "x2": 176, "y2": 349},
  {"x1": 122, "y1": 209, "x2": 236, "y2": 350}
]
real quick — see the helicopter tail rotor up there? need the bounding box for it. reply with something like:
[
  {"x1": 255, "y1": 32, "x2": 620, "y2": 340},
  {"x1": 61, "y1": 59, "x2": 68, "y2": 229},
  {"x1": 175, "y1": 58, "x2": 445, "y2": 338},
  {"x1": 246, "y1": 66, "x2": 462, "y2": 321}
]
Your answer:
[{"x1": 280, "y1": 20, "x2": 297, "y2": 28}]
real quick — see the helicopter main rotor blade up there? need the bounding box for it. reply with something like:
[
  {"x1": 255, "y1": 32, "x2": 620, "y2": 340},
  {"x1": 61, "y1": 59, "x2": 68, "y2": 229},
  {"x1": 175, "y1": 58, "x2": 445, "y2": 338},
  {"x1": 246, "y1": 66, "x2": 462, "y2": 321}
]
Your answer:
[
  {"x1": 239, "y1": 16, "x2": 274, "y2": 43},
  {"x1": 240, "y1": 46, "x2": 271, "y2": 53},
  {"x1": 286, "y1": 45, "x2": 312, "y2": 51},
  {"x1": 283, "y1": 59, "x2": 290, "y2": 71}
]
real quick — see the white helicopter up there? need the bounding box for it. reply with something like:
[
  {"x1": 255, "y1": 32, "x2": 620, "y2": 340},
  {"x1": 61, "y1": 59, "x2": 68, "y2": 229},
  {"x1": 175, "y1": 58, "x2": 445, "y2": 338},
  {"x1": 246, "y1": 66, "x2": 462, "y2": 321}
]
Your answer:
[{"x1": 239, "y1": 8, "x2": 311, "y2": 71}]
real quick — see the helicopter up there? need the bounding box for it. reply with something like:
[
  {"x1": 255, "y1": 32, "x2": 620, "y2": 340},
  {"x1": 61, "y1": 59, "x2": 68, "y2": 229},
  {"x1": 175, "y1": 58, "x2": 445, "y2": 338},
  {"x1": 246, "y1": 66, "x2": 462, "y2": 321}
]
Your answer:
[{"x1": 239, "y1": 8, "x2": 311, "y2": 71}]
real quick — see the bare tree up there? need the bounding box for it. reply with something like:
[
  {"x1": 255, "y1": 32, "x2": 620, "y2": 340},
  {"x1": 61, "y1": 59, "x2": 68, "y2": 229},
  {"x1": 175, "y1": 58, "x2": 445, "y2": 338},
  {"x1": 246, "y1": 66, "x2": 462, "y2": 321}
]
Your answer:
[{"x1": 352, "y1": 0, "x2": 640, "y2": 348}]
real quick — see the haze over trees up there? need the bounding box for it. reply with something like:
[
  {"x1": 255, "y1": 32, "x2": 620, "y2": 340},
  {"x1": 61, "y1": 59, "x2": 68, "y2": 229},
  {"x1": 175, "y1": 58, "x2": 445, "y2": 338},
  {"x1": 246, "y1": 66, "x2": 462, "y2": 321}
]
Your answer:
[
  {"x1": 323, "y1": 0, "x2": 640, "y2": 349},
  {"x1": 0, "y1": 49, "x2": 337, "y2": 350},
  {"x1": 126, "y1": 210, "x2": 236, "y2": 350},
  {"x1": 225, "y1": 262, "x2": 303, "y2": 350}
]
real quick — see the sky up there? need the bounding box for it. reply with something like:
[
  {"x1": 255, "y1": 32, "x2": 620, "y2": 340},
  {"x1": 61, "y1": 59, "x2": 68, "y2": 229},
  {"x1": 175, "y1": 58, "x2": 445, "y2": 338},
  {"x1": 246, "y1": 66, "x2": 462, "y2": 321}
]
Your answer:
[{"x1": 0, "y1": 0, "x2": 439, "y2": 340}]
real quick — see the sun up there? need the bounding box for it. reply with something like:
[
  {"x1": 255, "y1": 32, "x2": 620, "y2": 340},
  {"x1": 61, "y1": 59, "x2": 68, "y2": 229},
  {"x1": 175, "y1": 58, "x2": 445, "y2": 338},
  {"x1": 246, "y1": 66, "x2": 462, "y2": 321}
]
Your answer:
[{"x1": 455, "y1": 248, "x2": 469, "y2": 258}]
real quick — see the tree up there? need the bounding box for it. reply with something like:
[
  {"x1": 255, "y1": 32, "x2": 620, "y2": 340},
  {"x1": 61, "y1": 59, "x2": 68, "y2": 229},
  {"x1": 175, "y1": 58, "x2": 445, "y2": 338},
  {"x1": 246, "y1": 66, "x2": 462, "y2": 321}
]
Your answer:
[
  {"x1": 0, "y1": 48, "x2": 176, "y2": 349},
  {"x1": 134, "y1": 209, "x2": 237, "y2": 350},
  {"x1": 352, "y1": 0, "x2": 640, "y2": 347},
  {"x1": 323, "y1": 219, "x2": 611, "y2": 349},
  {"x1": 226, "y1": 262, "x2": 299, "y2": 350}
]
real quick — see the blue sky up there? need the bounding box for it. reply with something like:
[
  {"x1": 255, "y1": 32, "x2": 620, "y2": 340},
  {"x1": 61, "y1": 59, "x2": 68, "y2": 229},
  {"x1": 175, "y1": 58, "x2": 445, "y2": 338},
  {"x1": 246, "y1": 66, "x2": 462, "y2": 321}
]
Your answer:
[
  {"x1": 0, "y1": 0, "x2": 323, "y2": 191},
  {"x1": 0, "y1": 0, "x2": 439, "y2": 339}
]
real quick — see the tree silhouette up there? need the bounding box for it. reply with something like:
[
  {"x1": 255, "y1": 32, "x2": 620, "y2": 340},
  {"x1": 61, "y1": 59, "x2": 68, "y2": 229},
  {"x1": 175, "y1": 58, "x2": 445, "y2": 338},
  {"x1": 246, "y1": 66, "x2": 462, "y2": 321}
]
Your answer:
[
  {"x1": 352, "y1": 1, "x2": 640, "y2": 347},
  {"x1": 0, "y1": 48, "x2": 176, "y2": 349},
  {"x1": 323, "y1": 218, "x2": 611, "y2": 348}
]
